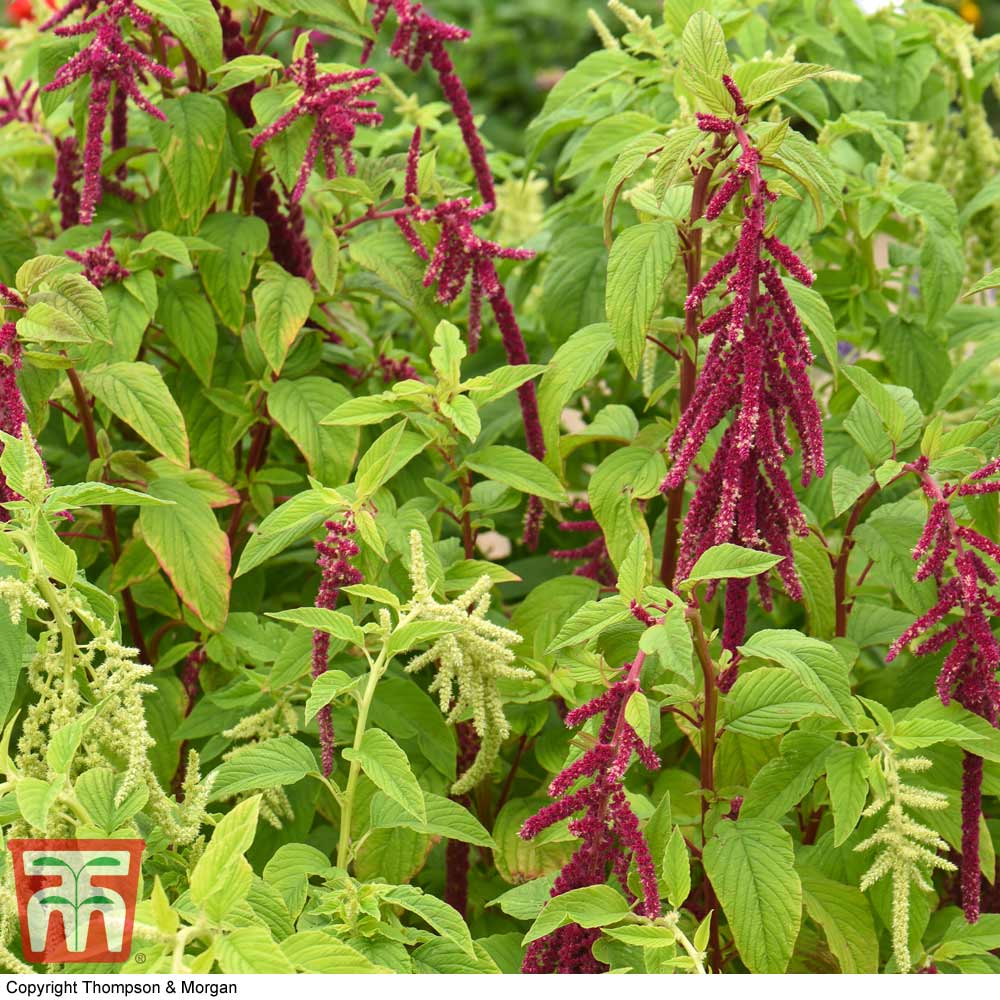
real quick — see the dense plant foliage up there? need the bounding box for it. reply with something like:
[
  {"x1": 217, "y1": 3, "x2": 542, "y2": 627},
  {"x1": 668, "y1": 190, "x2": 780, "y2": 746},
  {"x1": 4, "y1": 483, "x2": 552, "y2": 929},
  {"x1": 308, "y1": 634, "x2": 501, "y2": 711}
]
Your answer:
[{"x1": 0, "y1": 0, "x2": 1000, "y2": 976}]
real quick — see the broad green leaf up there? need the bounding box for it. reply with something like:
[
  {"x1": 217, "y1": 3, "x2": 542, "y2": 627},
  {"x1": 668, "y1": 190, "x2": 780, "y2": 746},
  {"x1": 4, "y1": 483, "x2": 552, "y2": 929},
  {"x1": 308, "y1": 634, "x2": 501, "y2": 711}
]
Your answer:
[
  {"x1": 606, "y1": 221, "x2": 678, "y2": 376},
  {"x1": 381, "y1": 884, "x2": 474, "y2": 956},
  {"x1": 783, "y1": 279, "x2": 837, "y2": 376},
  {"x1": 281, "y1": 931, "x2": 388, "y2": 974},
  {"x1": 197, "y1": 213, "x2": 269, "y2": 330},
  {"x1": 149, "y1": 95, "x2": 226, "y2": 221},
  {"x1": 19, "y1": 273, "x2": 109, "y2": 345},
  {"x1": 139, "y1": 475, "x2": 230, "y2": 631},
  {"x1": 724, "y1": 668, "x2": 831, "y2": 738},
  {"x1": 370, "y1": 791, "x2": 496, "y2": 848},
  {"x1": 355, "y1": 421, "x2": 428, "y2": 498},
  {"x1": 524, "y1": 885, "x2": 632, "y2": 945},
  {"x1": 269, "y1": 378, "x2": 358, "y2": 485},
  {"x1": 209, "y1": 736, "x2": 317, "y2": 799},
  {"x1": 639, "y1": 606, "x2": 694, "y2": 683},
  {"x1": 304, "y1": 670, "x2": 354, "y2": 723},
  {"x1": 82, "y1": 362, "x2": 189, "y2": 466},
  {"x1": 536, "y1": 323, "x2": 614, "y2": 475},
  {"x1": 799, "y1": 867, "x2": 878, "y2": 974},
  {"x1": 156, "y1": 276, "x2": 218, "y2": 386},
  {"x1": 217, "y1": 926, "x2": 295, "y2": 974},
  {"x1": 45, "y1": 482, "x2": 171, "y2": 510},
  {"x1": 343, "y1": 729, "x2": 425, "y2": 822},
  {"x1": 235, "y1": 488, "x2": 337, "y2": 577},
  {"x1": 663, "y1": 827, "x2": 691, "y2": 909},
  {"x1": 190, "y1": 795, "x2": 260, "y2": 919},
  {"x1": 266, "y1": 607, "x2": 365, "y2": 646},
  {"x1": 702, "y1": 818, "x2": 801, "y2": 973},
  {"x1": 825, "y1": 743, "x2": 870, "y2": 846},
  {"x1": 842, "y1": 365, "x2": 906, "y2": 443},
  {"x1": 136, "y1": 0, "x2": 223, "y2": 70},
  {"x1": 254, "y1": 262, "x2": 314, "y2": 374},
  {"x1": 684, "y1": 543, "x2": 783, "y2": 585},
  {"x1": 464, "y1": 446, "x2": 567, "y2": 502},
  {"x1": 547, "y1": 597, "x2": 631, "y2": 652},
  {"x1": 737, "y1": 629, "x2": 855, "y2": 728},
  {"x1": 741, "y1": 732, "x2": 834, "y2": 821}
]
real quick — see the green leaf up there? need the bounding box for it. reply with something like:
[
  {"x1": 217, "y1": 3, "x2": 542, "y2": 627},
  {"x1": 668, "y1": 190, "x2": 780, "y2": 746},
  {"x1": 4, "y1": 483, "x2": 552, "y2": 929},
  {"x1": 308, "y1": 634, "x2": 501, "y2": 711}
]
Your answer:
[
  {"x1": 139, "y1": 475, "x2": 230, "y2": 631},
  {"x1": 536, "y1": 323, "x2": 615, "y2": 475},
  {"x1": 464, "y1": 446, "x2": 567, "y2": 501},
  {"x1": 269, "y1": 377, "x2": 358, "y2": 486},
  {"x1": 541, "y1": 227, "x2": 608, "y2": 342},
  {"x1": 737, "y1": 629, "x2": 855, "y2": 729},
  {"x1": 210, "y1": 54, "x2": 283, "y2": 91},
  {"x1": 724, "y1": 668, "x2": 831, "y2": 738},
  {"x1": 266, "y1": 607, "x2": 365, "y2": 646},
  {"x1": 281, "y1": 931, "x2": 388, "y2": 974},
  {"x1": 381, "y1": 884, "x2": 474, "y2": 956},
  {"x1": 149, "y1": 95, "x2": 226, "y2": 221},
  {"x1": 684, "y1": 543, "x2": 783, "y2": 585},
  {"x1": 921, "y1": 223, "x2": 964, "y2": 325},
  {"x1": 19, "y1": 273, "x2": 110, "y2": 345},
  {"x1": 217, "y1": 926, "x2": 296, "y2": 974},
  {"x1": 663, "y1": 827, "x2": 691, "y2": 909},
  {"x1": 304, "y1": 670, "x2": 354, "y2": 723},
  {"x1": 741, "y1": 732, "x2": 834, "y2": 822},
  {"x1": 355, "y1": 421, "x2": 428, "y2": 498},
  {"x1": 624, "y1": 690, "x2": 651, "y2": 747},
  {"x1": 253, "y1": 262, "x2": 315, "y2": 374},
  {"x1": 82, "y1": 362, "x2": 189, "y2": 466},
  {"x1": 190, "y1": 795, "x2": 260, "y2": 918},
  {"x1": 639, "y1": 606, "x2": 694, "y2": 683},
  {"x1": 799, "y1": 867, "x2": 878, "y2": 974},
  {"x1": 702, "y1": 818, "x2": 801, "y2": 973},
  {"x1": 842, "y1": 365, "x2": 907, "y2": 443},
  {"x1": 136, "y1": 0, "x2": 223, "y2": 70},
  {"x1": 680, "y1": 11, "x2": 734, "y2": 114},
  {"x1": 156, "y1": 276, "x2": 218, "y2": 386},
  {"x1": 791, "y1": 535, "x2": 836, "y2": 640},
  {"x1": 16, "y1": 776, "x2": 64, "y2": 831},
  {"x1": 385, "y1": 620, "x2": 461, "y2": 659},
  {"x1": 430, "y1": 320, "x2": 465, "y2": 386},
  {"x1": 235, "y1": 488, "x2": 337, "y2": 577},
  {"x1": 370, "y1": 791, "x2": 496, "y2": 848},
  {"x1": 606, "y1": 221, "x2": 678, "y2": 376},
  {"x1": 825, "y1": 743, "x2": 870, "y2": 846},
  {"x1": 342, "y1": 729, "x2": 425, "y2": 822},
  {"x1": 831, "y1": 467, "x2": 871, "y2": 518},
  {"x1": 45, "y1": 482, "x2": 170, "y2": 510},
  {"x1": 524, "y1": 885, "x2": 632, "y2": 945},
  {"x1": 783, "y1": 279, "x2": 837, "y2": 376},
  {"x1": 210, "y1": 736, "x2": 317, "y2": 799},
  {"x1": 965, "y1": 266, "x2": 1000, "y2": 297},
  {"x1": 547, "y1": 597, "x2": 631, "y2": 652},
  {"x1": 197, "y1": 213, "x2": 269, "y2": 330}
]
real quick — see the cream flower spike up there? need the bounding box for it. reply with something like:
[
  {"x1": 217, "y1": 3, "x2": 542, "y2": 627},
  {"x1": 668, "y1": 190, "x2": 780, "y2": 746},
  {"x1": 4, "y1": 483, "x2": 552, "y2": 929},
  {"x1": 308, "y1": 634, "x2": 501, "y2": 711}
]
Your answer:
[{"x1": 403, "y1": 529, "x2": 531, "y2": 795}]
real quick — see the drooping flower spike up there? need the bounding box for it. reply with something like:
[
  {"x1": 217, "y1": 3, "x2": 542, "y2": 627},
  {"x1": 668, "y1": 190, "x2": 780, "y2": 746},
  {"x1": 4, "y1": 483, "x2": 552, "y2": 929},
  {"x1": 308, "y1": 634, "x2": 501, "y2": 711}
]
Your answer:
[
  {"x1": 399, "y1": 128, "x2": 546, "y2": 546},
  {"x1": 311, "y1": 517, "x2": 363, "y2": 777},
  {"x1": 363, "y1": 0, "x2": 494, "y2": 207},
  {"x1": 520, "y1": 654, "x2": 661, "y2": 974},
  {"x1": 65, "y1": 229, "x2": 130, "y2": 288},
  {"x1": 43, "y1": 0, "x2": 174, "y2": 223},
  {"x1": 0, "y1": 78, "x2": 39, "y2": 127},
  {"x1": 251, "y1": 43, "x2": 382, "y2": 203},
  {"x1": 886, "y1": 455, "x2": 1000, "y2": 924},
  {"x1": 662, "y1": 75, "x2": 823, "y2": 670}
]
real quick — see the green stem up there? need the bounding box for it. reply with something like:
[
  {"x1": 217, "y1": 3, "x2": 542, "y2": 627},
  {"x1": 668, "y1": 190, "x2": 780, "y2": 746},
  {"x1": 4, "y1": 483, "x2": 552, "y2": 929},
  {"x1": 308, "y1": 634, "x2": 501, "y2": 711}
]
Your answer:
[
  {"x1": 335, "y1": 613, "x2": 414, "y2": 870},
  {"x1": 27, "y1": 538, "x2": 75, "y2": 683}
]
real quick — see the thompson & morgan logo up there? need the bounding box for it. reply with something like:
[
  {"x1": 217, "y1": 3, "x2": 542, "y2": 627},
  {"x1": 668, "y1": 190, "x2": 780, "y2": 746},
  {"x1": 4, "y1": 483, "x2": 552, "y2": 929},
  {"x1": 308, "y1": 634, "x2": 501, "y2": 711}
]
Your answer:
[{"x1": 7, "y1": 839, "x2": 144, "y2": 964}]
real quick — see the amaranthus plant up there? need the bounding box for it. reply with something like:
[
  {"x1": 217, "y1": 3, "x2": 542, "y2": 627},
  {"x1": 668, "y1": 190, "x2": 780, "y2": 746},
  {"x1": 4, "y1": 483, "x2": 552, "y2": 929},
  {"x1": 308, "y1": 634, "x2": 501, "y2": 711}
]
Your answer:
[{"x1": 0, "y1": 0, "x2": 998, "y2": 979}]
